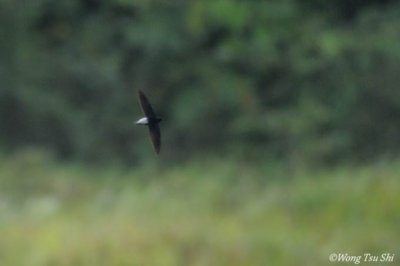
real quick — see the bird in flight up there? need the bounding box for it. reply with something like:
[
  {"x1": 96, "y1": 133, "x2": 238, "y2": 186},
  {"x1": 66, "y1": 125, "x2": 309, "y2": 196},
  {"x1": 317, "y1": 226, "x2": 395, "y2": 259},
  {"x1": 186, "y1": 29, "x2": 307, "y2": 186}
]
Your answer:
[{"x1": 136, "y1": 89, "x2": 162, "y2": 154}]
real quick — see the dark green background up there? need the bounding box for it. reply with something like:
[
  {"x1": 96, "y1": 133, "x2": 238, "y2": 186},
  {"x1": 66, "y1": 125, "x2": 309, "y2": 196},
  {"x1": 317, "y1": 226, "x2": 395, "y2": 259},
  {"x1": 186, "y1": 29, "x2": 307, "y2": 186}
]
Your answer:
[{"x1": 1, "y1": 0, "x2": 399, "y2": 165}]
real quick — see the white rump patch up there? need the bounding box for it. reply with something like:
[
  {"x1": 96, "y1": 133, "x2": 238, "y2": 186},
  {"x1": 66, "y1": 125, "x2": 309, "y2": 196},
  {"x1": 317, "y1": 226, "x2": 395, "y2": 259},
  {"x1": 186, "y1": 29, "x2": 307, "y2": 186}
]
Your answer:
[{"x1": 135, "y1": 117, "x2": 148, "y2": 125}]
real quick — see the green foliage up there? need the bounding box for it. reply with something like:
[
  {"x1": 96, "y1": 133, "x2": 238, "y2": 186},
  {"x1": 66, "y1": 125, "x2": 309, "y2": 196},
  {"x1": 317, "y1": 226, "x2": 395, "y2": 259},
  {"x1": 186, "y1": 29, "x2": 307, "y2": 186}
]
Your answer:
[
  {"x1": 0, "y1": 151, "x2": 399, "y2": 265},
  {"x1": 1, "y1": 0, "x2": 400, "y2": 164}
]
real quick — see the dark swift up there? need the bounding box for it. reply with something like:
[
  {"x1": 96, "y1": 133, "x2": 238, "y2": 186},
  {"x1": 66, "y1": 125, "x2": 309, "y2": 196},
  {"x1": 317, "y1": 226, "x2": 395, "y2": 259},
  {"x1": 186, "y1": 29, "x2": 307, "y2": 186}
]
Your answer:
[{"x1": 135, "y1": 89, "x2": 162, "y2": 154}]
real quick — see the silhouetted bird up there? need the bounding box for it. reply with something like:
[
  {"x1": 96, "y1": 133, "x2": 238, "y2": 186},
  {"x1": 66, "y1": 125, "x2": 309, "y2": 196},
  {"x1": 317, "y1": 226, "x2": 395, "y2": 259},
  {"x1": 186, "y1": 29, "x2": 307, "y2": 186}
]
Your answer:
[{"x1": 135, "y1": 89, "x2": 162, "y2": 154}]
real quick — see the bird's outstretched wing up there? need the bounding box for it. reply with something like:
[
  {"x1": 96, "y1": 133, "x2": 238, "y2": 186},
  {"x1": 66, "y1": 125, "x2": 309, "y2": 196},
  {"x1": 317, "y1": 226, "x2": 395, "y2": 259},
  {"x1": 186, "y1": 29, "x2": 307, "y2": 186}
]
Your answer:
[
  {"x1": 148, "y1": 123, "x2": 161, "y2": 154},
  {"x1": 137, "y1": 89, "x2": 157, "y2": 119}
]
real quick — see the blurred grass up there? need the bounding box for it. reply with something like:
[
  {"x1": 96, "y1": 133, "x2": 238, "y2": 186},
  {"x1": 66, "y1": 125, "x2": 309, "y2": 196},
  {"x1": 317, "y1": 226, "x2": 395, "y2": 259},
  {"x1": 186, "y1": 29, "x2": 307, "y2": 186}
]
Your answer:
[{"x1": 0, "y1": 150, "x2": 399, "y2": 266}]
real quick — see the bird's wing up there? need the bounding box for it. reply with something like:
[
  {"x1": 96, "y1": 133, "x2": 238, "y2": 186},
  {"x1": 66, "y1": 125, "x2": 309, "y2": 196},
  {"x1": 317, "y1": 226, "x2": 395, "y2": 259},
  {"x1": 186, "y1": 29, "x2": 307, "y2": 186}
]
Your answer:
[
  {"x1": 148, "y1": 123, "x2": 161, "y2": 154},
  {"x1": 137, "y1": 89, "x2": 156, "y2": 119}
]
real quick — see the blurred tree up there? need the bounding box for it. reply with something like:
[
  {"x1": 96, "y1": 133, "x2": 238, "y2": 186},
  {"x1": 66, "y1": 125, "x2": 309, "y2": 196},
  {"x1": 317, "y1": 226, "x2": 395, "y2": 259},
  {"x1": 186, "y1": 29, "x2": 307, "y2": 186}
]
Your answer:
[{"x1": 1, "y1": 0, "x2": 400, "y2": 165}]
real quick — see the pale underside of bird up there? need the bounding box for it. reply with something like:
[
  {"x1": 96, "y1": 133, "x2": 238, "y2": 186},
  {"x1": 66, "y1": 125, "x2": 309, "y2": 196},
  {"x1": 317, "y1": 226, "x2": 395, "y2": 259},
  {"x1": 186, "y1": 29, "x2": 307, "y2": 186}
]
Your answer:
[{"x1": 135, "y1": 89, "x2": 162, "y2": 154}]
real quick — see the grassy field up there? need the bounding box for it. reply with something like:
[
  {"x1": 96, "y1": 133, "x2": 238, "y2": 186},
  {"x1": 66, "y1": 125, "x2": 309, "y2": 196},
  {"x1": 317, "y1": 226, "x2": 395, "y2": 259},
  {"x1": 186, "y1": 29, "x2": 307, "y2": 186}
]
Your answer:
[{"x1": 0, "y1": 150, "x2": 399, "y2": 266}]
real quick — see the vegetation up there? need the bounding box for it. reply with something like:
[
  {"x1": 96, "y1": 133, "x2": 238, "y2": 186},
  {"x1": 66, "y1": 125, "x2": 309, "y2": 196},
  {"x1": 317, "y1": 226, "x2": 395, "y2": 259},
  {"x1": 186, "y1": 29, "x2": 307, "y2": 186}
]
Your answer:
[
  {"x1": 0, "y1": 150, "x2": 399, "y2": 265},
  {"x1": 1, "y1": 0, "x2": 400, "y2": 164}
]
